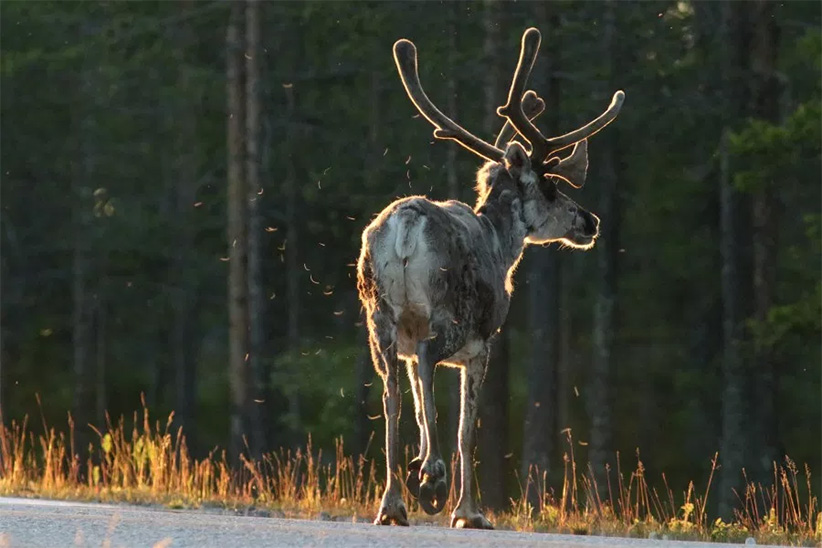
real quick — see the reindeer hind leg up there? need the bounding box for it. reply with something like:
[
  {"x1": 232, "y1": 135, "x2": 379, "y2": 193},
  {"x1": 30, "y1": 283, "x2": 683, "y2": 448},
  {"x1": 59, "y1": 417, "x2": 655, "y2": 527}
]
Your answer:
[
  {"x1": 369, "y1": 309, "x2": 408, "y2": 526},
  {"x1": 405, "y1": 360, "x2": 426, "y2": 499},
  {"x1": 414, "y1": 329, "x2": 456, "y2": 516}
]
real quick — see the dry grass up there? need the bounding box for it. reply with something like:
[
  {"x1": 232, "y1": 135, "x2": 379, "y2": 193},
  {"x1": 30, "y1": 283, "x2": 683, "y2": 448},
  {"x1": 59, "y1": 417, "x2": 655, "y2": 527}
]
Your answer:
[{"x1": 0, "y1": 404, "x2": 818, "y2": 546}]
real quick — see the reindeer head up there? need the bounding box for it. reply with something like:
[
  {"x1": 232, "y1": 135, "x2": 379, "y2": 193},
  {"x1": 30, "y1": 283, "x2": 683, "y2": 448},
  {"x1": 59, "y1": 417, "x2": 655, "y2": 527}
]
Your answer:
[{"x1": 393, "y1": 28, "x2": 624, "y2": 250}]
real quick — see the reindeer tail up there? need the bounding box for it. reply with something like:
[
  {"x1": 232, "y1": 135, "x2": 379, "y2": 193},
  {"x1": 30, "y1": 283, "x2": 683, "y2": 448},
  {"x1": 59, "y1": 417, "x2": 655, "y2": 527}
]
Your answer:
[{"x1": 394, "y1": 207, "x2": 422, "y2": 263}]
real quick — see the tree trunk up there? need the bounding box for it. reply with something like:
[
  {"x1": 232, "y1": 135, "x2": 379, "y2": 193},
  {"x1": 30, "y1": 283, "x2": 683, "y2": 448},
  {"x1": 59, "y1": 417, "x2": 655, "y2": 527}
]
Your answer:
[
  {"x1": 479, "y1": 330, "x2": 510, "y2": 511},
  {"x1": 557, "y1": 278, "x2": 572, "y2": 435},
  {"x1": 717, "y1": 1, "x2": 753, "y2": 518},
  {"x1": 354, "y1": 68, "x2": 382, "y2": 456},
  {"x1": 245, "y1": 0, "x2": 266, "y2": 458},
  {"x1": 522, "y1": 248, "x2": 559, "y2": 498},
  {"x1": 171, "y1": 0, "x2": 198, "y2": 450},
  {"x1": 353, "y1": 325, "x2": 372, "y2": 456},
  {"x1": 588, "y1": 147, "x2": 618, "y2": 488},
  {"x1": 72, "y1": 43, "x2": 98, "y2": 455},
  {"x1": 718, "y1": 127, "x2": 747, "y2": 517},
  {"x1": 283, "y1": 82, "x2": 301, "y2": 433},
  {"x1": 521, "y1": 3, "x2": 560, "y2": 509},
  {"x1": 445, "y1": 5, "x2": 460, "y2": 202},
  {"x1": 588, "y1": 0, "x2": 620, "y2": 490},
  {"x1": 72, "y1": 200, "x2": 94, "y2": 449},
  {"x1": 226, "y1": 1, "x2": 248, "y2": 462},
  {"x1": 476, "y1": 0, "x2": 510, "y2": 513},
  {"x1": 750, "y1": 0, "x2": 781, "y2": 483},
  {"x1": 94, "y1": 278, "x2": 107, "y2": 426}
]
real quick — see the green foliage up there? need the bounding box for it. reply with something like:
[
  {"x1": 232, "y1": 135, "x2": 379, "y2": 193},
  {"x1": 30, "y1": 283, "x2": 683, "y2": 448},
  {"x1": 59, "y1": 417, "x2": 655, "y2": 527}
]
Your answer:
[
  {"x1": 271, "y1": 341, "x2": 366, "y2": 448},
  {"x1": 668, "y1": 502, "x2": 697, "y2": 536},
  {"x1": 752, "y1": 279, "x2": 821, "y2": 352},
  {"x1": 710, "y1": 517, "x2": 749, "y2": 543},
  {"x1": 730, "y1": 100, "x2": 822, "y2": 193}
]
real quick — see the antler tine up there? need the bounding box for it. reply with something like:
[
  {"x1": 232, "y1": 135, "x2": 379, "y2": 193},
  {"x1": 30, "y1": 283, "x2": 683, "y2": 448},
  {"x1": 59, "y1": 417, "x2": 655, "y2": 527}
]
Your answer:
[
  {"x1": 494, "y1": 90, "x2": 545, "y2": 149},
  {"x1": 546, "y1": 91, "x2": 625, "y2": 154},
  {"x1": 497, "y1": 28, "x2": 553, "y2": 163},
  {"x1": 393, "y1": 39, "x2": 504, "y2": 163}
]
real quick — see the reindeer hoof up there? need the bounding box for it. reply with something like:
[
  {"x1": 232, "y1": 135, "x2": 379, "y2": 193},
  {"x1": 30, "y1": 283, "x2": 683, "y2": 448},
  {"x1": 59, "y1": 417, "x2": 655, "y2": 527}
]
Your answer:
[
  {"x1": 374, "y1": 500, "x2": 409, "y2": 526},
  {"x1": 451, "y1": 513, "x2": 494, "y2": 529},
  {"x1": 417, "y1": 458, "x2": 447, "y2": 515},
  {"x1": 405, "y1": 458, "x2": 422, "y2": 499},
  {"x1": 418, "y1": 476, "x2": 448, "y2": 515}
]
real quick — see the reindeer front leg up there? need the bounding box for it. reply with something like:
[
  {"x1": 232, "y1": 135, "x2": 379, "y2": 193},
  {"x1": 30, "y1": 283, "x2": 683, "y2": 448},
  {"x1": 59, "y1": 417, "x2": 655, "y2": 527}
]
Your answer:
[
  {"x1": 451, "y1": 349, "x2": 494, "y2": 529},
  {"x1": 369, "y1": 313, "x2": 408, "y2": 526}
]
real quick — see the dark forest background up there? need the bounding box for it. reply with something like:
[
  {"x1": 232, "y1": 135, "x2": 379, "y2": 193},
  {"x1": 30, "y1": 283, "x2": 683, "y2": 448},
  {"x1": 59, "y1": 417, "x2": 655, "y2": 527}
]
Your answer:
[{"x1": 1, "y1": 0, "x2": 819, "y2": 517}]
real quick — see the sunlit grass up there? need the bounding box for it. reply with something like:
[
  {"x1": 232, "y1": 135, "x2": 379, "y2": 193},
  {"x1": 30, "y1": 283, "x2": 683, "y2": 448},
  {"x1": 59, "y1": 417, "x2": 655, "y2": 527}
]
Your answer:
[{"x1": 0, "y1": 403, "x2": 818, "y2": 545}]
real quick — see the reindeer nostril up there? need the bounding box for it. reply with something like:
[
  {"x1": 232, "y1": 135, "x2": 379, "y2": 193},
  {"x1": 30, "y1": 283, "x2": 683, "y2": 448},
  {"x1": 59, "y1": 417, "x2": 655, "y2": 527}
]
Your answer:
[{"x1": 580, "y1": 211, "x2": 598, "y2": 236}]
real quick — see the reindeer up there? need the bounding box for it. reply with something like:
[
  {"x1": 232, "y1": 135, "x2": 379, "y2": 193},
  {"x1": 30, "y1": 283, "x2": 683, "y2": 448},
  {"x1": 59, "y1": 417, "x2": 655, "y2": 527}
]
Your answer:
[{"x1": 356, "y1": 28, "x2": 624, "y2": 529}]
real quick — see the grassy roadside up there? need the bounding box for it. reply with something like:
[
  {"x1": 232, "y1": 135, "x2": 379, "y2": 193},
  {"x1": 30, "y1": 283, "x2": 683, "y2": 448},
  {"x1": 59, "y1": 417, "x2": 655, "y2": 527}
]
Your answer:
[{"x1": 0, "y1": 404, "x2": 818, "y2": 546}]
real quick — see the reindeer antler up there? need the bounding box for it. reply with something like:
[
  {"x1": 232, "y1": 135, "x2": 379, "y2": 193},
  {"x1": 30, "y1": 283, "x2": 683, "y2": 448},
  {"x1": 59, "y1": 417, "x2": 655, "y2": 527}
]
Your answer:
[
  {"x1": 498, "y1": 28, "x2": 626, "y2": 169},
  {"x1": 497, "y1": 28, "x2": 551, "y2": 162},
  {"x1": 544, "y1": 91, "x2": 624, "y2": 155},
  {"x1": 393, "y1": 39, "x2": 505, "y2": 163},
  {"x1": 494, "y1": 90, "x2": 545, "y2": 149},
  {"x1": 393, "y1": 29, "x2": 625, "y2": 186}
]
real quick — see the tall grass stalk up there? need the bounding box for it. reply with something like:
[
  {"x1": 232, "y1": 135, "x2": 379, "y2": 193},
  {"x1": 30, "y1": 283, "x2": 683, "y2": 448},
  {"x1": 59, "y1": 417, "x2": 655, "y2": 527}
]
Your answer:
[{"x1": 0, "y1": 406, "x2": 818, "y2": 545}]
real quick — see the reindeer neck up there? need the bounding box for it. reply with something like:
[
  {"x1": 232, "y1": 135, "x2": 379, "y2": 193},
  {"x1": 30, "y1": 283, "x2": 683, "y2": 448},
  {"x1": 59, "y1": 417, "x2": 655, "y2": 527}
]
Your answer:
[{"x1": 474, "y1": 182, "x2": 528, "y2": 271}]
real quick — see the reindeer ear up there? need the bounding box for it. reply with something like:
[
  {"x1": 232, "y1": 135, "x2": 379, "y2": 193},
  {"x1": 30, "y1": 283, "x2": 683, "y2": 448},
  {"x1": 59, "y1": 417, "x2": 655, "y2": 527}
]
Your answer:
[
  {"x1": 503, "y1": 141, "x2": 530, "y2": 176},
  {"x1": 546, "y1": 140, "x2": 588, "y2": 188}
]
